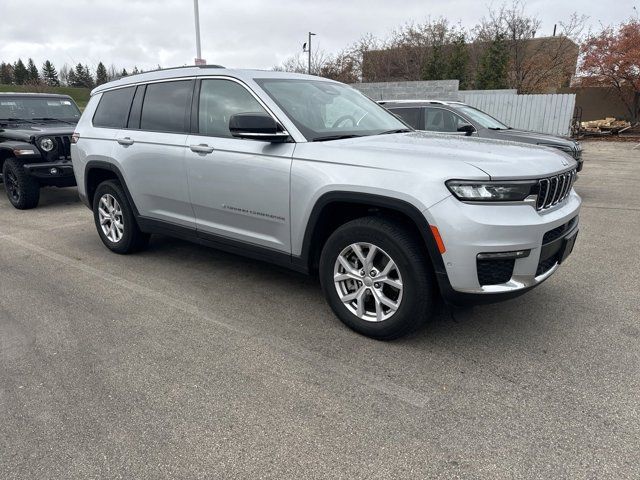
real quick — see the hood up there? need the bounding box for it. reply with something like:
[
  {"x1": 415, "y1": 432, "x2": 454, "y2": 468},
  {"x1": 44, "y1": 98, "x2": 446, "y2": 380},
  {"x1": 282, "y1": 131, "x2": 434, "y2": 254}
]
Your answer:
[
  {"x1": 308, "y1": 131, "x2": 577, "y2": 180},
  {"x1": 0, "y1": 122, "x2": 76, "y2": 142},
  {"x1": 493, "y1": 128, "x2": 577, "y2": 149}
]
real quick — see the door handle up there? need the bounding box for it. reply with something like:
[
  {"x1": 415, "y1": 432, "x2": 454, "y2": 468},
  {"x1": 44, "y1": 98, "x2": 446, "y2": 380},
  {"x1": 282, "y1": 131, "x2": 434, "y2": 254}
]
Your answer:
[
  {"x1": 116, "y1": 137, "x2": 134, "y2": 146},
  {"x1": 189, "y1": 144, "x2": 214, "y2": 154}
]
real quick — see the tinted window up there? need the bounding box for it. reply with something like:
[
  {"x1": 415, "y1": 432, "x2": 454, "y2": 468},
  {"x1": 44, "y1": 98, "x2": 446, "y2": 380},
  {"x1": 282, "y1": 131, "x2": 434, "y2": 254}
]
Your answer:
[
  {"x1": 424, "y1": 107, "x2": 471, "y2": 133},
  {"x1": 140, "y1": 80, "x2": 192, "y2": 133},
  {"x1": 389, "y1": 107, "x2": 420, "y2": 129},
  {"x1": 93, "y1": 87, "x2": 135, "y2": 128},
  {"x1": 198, "y1": 79, "x2": 268, "y2": 137}
]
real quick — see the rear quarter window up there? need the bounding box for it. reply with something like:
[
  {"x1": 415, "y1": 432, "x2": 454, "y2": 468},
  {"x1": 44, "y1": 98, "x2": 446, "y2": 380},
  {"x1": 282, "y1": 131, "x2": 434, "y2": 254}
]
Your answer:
[{"x1": 92, "y1": 87, "x2": 136, "y2": 129}]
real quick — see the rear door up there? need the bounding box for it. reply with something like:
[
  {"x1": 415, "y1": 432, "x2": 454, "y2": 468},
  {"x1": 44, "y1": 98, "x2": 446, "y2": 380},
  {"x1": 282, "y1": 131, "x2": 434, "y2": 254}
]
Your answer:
[
  {"x1": 114, "y1": 80, "x2": 195, "y2": 227},
  {"x1": 184, "y1": 78, "x2": 294, "y2": 253}
]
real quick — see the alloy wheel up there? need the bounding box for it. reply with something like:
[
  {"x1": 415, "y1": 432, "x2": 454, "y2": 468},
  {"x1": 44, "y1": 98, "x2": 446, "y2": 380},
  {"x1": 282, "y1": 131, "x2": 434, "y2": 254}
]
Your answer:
[
  {"x1": 5, "y1": 171, "x2": 20, "y2": 202},
  {"x1": 333, "y1": 242, "x2": 403, "y2": 322},
  {"x1": 98, "y1": 194, "x2": 124, "y2": 243}
]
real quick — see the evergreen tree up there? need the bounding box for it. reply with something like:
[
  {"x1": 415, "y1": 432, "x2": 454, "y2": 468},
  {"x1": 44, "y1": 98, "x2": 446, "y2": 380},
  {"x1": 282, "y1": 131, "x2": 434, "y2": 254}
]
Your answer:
[
  {"x1": 83, "y1": 64, "x2": 95, "y2": 88},
  {"x1": 121, "y1": 68, "x2": 128, "y2": 77},
  {"x1": 13, "y1": 59, "x2": 29, "y2": 85},
  {"x1": 421, "y1": 43, "x2": 447, "y2": 81},
  {"x1": 131, "y1": 66, "x2": 140, "y2": 75},
  {"x1": 447, "y1": 33, "x2": 469, "y2": 89},
  {"x1": 27, "y1": 58, "x2": 40, "y2": 83},
  {"x1": 70, "y1": 63, "x2": 94, "y2": 88},
  {"x1": 95, "y1": 62, "x2": 108, "y2": 85},
  {"x1": 42, "y1": 60, "x2": 60, "y2": 86},
  {"x1": 476, "y1": 34, "x2": 509, "y2": 90},
  {"x1": 0, "y1": 62, "x2": 14, "y2": 84}
]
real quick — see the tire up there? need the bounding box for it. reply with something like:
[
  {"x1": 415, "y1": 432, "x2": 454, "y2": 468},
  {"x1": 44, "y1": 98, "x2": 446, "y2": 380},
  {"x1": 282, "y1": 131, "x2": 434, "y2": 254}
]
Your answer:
[
  {"x1": 319, "y1": 216, "x2": 436, "y2": 340},
  {"x1": 2, "y1": 158, "x2": 40, "y2": 209},
  {"x1": 93, "y1": 180, "x2": 149, "y2": 254}
]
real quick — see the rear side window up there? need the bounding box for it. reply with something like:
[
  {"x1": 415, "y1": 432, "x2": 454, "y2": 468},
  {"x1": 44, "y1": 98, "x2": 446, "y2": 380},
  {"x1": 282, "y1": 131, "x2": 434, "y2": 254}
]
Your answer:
[
  {"x1": 93, "y1": 87, "x2": 136, "y2": 128},
  {"x1": 390, "y1": 108, "x2": 420, "y2": 129},
  {"x1": 140, "y1": 80, "x2": 192, "y2": 133}
]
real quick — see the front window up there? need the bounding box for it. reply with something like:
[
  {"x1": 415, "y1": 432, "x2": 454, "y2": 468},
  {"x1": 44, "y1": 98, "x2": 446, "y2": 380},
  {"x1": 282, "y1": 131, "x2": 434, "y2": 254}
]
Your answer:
[
  {"x1": 424, "y1": 107, "x2": 472, "y2": 133},
  {"x1": 255, "y1": 79, "x2": 409, "y2": 141},
  {"x1": 455, "y1": 105, "x2": 508, "y2": 130},
  {"x1": 0, "y1": 96, "x2": 81, "y2": 122}
]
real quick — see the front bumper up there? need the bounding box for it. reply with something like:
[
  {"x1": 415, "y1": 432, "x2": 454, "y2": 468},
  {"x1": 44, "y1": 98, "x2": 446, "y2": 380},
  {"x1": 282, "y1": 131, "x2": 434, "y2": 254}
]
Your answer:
[
  {"x1": 23, "y1": 160, "x2": 76, "y2": 186},
  {"x1": 426, "y1": 190, "x2": 581, "y2": 304}
]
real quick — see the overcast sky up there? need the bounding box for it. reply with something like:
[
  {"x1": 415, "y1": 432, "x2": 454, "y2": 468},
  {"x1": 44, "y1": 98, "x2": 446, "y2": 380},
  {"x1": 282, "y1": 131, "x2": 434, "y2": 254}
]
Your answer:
[{"x1": 1, "y1": 0, "x2": 638, "y2": 73}]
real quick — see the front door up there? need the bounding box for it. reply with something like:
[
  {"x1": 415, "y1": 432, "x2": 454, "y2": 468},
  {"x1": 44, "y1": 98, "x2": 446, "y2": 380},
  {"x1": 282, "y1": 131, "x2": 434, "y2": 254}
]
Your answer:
[{"x1": 185, "y1": 78, "x2": 294, "y2": 253}]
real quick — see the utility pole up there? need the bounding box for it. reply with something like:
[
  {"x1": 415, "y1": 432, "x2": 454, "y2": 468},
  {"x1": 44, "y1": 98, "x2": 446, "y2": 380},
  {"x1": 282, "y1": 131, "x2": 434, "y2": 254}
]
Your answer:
[
  {"x1": 304, "y1": 32, "x2": 316, "y2": 75},
  {"x1": 193, "y1": 0, "x2": 205, "y2": 65}
]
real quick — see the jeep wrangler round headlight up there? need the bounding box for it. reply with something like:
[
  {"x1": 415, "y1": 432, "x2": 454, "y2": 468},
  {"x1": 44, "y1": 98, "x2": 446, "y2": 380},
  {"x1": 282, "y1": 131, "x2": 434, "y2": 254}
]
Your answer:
[
  {"x1": 39, "y1": 137, "x2": 55, "y2": 152},
  {"x1": 446, "y1": 180, "x2": 537, "y2": 202}
]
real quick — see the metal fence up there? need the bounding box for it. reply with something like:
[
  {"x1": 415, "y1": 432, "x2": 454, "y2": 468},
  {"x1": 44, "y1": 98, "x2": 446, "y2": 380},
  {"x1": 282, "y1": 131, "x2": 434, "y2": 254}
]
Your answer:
[{"x1": 461, "y1": 92, "x2": 576, "y2": 137}]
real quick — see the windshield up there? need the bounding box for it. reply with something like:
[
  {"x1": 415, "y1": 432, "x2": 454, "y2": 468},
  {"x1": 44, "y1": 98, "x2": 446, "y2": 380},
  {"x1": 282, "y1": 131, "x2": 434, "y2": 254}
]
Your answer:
[
  {"x1": 456, "y1": 105, "x2": 508, "y2": 130},
  {"x1": 255, "y1": 79, "x2": 409, "y2": 141},
  {"x1": 0, "y1": 97, "x2": 81, "y2": 121}
]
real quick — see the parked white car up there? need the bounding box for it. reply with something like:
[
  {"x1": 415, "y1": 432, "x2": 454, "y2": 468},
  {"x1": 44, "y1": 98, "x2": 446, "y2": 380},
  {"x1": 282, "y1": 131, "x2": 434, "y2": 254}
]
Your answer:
[{"x1": 71, "y1": 67, "x2": 581, "y2": 339}]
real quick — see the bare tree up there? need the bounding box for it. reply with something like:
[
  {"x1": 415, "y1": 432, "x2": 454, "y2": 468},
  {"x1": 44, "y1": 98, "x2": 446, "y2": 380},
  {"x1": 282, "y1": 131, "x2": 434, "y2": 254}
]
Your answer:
[{"x1": 477, "y1": 1, "x2": 586, "y2": 92}]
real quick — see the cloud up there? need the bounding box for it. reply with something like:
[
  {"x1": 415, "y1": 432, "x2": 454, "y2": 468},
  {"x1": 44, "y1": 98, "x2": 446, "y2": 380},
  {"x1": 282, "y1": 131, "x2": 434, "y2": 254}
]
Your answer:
[{"x1": 0, "y1": 0, "x2": 634, "y2": 73}]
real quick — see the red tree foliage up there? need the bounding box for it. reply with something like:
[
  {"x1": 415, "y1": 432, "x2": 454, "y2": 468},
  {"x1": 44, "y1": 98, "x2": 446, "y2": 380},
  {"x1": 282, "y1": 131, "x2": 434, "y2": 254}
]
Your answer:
[{"x1": 581, "y1": 19, "x2": 640, "y2": 121}]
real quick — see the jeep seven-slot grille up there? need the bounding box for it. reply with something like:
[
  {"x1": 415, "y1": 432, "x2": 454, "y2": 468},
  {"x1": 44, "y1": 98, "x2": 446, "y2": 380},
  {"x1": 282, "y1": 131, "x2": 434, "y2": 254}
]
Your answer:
[
  {"x1": 535, "y1": 169, "x2": 577, "y2": 211},
  {"x1": 54, "y1": 135, "x2": 71, "y2": 158}
]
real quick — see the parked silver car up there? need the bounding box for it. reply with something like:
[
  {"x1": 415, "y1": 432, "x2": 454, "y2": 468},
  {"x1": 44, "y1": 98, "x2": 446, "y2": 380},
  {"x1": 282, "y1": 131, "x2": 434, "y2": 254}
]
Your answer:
[
  {"x1": 71, "y1": 67, "x2": 581, "y2": 339},
  {"x1": 381, "y1": 100, "x2": 583, "y2": 171}
]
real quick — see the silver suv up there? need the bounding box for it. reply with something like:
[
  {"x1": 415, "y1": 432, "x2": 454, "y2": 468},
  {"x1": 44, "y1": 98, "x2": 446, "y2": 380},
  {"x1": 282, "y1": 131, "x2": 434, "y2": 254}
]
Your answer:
[{"x1": 71, "y1": 66, "x2": 581, "y2": 339}]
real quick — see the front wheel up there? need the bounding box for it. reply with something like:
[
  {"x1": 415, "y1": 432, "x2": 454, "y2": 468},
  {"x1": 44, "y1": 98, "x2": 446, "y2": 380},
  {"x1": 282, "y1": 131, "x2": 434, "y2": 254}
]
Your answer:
[
  {"x1": 93, "y1": 180, "x2": 149, "y2": 254},
  {"x1": 319, "y1": 216, "x2": 436, "y2": 340},
  {"x1": 2, "y1": 158, "x2": 40, "y2": 209}
]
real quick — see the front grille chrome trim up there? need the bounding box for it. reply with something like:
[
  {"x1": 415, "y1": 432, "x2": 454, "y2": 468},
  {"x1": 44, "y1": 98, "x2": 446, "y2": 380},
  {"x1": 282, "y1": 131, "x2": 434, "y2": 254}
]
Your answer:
[{"x1": 536, "y1": 168, "x2": 577, "y2": 211}]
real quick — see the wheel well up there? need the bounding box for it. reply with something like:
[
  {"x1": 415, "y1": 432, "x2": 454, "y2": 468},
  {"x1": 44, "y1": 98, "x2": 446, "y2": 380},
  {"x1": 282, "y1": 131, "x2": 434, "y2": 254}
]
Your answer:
[
  {"x1": 0, "y1": 149, "x2": 14, "y2": 171},
  {"x1": 305, "y1": 200, "x2": 432, "y2": 273},
  {"x1": 86, "y1": 168, "x2": 119, "y2": 206}
]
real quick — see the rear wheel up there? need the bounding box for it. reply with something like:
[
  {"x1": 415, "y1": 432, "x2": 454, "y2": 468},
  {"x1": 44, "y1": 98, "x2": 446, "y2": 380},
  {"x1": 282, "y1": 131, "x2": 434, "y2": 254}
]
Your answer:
[
  {"x1": 93, "y1": 180, "x2": 149, "y2": 254},
  {"x1": 2, "y1": 158, "x2": 40, "y2": 209},
  {"x1": 319, "y1": 216, "x2": 436, "y2": 340}
]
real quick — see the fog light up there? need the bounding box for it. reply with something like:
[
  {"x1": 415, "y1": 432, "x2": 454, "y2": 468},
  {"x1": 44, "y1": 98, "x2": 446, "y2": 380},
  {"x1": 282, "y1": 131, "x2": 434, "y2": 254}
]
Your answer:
[
  {"x1": 477, "y1": 250, "x2": 530, "y2": 260},
  {"x1": 50, "y1": 168, "x2": 59, "y2": 175}
]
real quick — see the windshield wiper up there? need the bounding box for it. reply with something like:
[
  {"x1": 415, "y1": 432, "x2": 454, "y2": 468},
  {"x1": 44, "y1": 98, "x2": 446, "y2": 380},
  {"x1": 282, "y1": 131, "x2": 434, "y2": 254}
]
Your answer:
[
  {"x1": 32, "y1": 117, "x2": 75, "y2": 125},
  {"x1": 488, "y1": 127, "x2": 509, "y2": 131},
  {"x1": 0, "y1": 117, "x2": 35, "y2": 124},
  {"x1": 377, "y1": 128, "x2": 412, "y2": 135},
  {"x1": 311, "y1": 134, "x2": 364, "y2": 142}
]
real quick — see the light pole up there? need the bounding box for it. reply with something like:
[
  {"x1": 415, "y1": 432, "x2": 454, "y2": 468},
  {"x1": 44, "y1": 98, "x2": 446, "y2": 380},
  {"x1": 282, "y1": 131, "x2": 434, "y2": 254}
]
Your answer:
[
  {"x1": 303, "y1": 32, "x2": 316, "y2": 75},
  {"x1": 193, "y1": 0, "x2": 204, "y2": 64}
]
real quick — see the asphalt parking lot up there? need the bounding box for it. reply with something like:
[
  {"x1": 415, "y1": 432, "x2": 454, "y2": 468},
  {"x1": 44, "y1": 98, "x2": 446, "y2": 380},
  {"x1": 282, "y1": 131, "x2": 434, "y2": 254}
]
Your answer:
[{"x1": 1, "y1": 141, "x2": 639, "y2": 479}]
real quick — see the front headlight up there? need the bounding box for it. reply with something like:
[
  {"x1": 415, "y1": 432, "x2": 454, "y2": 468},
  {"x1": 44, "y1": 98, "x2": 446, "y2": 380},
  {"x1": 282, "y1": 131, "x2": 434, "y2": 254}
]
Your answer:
[
  {"x1": 39, "y1": 137, "x2": 55, "y2": 152},
  {"x1": 446, "y1": 180, "x2": 537, "y2": 202}
]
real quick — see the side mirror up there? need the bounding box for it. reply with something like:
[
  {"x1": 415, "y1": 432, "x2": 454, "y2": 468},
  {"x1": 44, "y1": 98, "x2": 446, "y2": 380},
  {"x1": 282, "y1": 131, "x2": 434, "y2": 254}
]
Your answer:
[
  {"x1": 229, "y1": 113, "x2": 289, "y2": 143},
  {"x1": 457, "y1": 124, "x2": 476, "y2": 136}
]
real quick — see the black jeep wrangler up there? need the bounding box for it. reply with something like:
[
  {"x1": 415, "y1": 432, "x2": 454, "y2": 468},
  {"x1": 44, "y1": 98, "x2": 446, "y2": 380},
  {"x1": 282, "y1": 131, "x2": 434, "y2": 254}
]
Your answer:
[{"x1": 0, "y1": 93, "x2": 80, "y2": 209}]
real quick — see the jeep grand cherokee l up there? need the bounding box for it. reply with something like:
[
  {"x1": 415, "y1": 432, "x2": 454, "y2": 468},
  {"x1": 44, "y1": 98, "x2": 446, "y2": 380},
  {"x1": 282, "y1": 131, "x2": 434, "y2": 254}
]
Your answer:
[
  {"x1": 71, "y1": 67, "x2": 581, "y2": 339},
  {"x1": 1, "y1": 93, "x2": 80, "y2": 209}
]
